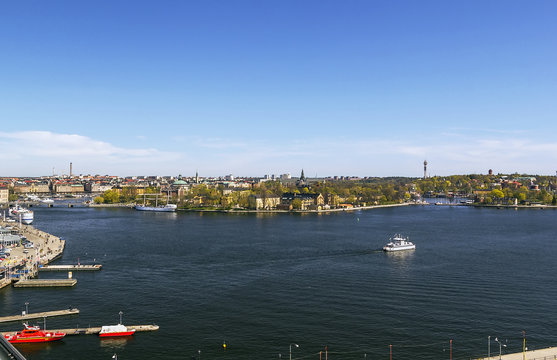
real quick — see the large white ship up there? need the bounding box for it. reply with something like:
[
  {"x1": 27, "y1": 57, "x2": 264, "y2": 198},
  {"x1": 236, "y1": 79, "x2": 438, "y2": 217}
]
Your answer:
[
  {"x1": 9, "y1": 205, "x2": 34, "y2": 224},
  {"x1": 383, "y1": 234, "x2": 415, "y2": 252}
]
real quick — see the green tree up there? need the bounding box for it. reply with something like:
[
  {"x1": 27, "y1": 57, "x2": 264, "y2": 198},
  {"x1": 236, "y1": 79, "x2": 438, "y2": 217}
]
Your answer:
[
  {"x1": 102, "y1": 190, "x2": 120, "y2": 204},
  {"x1": 291, "y1": 198, "x2": 302, "y2": 210}
]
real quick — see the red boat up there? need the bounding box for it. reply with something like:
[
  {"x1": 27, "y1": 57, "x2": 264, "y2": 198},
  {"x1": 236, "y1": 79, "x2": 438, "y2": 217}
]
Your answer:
[
  {"x1": 4, "y1": 323, "x2": 66, "y2": 343},
  {"x1": 99, "y1": 324, "x2": 135, "y2": 337}
]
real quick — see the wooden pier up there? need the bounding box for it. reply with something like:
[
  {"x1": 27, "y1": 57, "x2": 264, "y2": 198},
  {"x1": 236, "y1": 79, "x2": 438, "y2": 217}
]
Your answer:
[
  {"x1": 14, "y1": 279, "x2": 77, "y2": 287},
  {"x1": 0, "y1": 308, "x2": 79, "y2": 323},
  {"x1": 39, "y1": 264, "x2": 102, "y2": 272},
  {"x1": 1, "y1": 324, "x2": 159, "y2": 336}
]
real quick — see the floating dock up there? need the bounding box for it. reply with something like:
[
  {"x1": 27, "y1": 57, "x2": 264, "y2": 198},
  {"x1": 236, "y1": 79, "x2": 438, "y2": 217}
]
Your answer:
[
  {"x1": 0, "y1": 308, "x2": 79, "y2": 323},
  {"x1": 14, "y1": 279, "x2": 77, "y2": 287},
  {"x1": 39, "y1": 264, "x2": 102, "y2": 272},
  {"x1": 2, "y1": 324, "x2": 159, "y2": 336}
]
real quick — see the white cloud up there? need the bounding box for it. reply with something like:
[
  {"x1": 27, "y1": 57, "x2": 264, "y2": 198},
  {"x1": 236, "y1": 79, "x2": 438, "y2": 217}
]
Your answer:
[
  {"x1": 0, "y1": 131, "x2": 182, "y2": 176},
  {"x1": 2, "y1": 130, "x2": 557, "y2": 177}
]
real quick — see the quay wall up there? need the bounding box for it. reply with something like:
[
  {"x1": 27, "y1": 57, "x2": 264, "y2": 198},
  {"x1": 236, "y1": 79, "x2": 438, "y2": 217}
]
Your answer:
[{"x1": 0, "y1": 219, "x2": 65, "y2": 280}]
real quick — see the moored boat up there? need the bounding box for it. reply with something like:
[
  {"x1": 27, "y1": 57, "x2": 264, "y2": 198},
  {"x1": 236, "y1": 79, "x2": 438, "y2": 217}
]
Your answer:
[
  {"x1": 135, "y1": 204, "x2": 177, "y2": 212},
  {"x1": 9, "y1": 205, "x2": 34, "y2": 225},
  {"x1": 383, "y1": 234, "x2": 416, "y2": 252},
  {"x1": 4, "y1": 323, "x2": 65, "y2": 343},
  {"x1": 99, "y1": 324, "x2": 136, "y2": 337}
]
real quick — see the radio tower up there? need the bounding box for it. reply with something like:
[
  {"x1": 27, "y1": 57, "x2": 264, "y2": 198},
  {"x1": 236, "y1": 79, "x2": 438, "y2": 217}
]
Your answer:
[{"x1": 423, "y1": 160, "x2": 428, "y2": 179}]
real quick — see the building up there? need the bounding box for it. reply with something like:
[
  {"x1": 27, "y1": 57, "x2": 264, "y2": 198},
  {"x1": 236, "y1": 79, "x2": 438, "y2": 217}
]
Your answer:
[
  {"x1": 248, "y1": 195, "x2": 281, "y2": 210},
  {"x1": 280, "y1": 192, "x2": 324, "y2": 210},
  {"x1": 0, "y1": 188, "x2": 8, "y2": 204},
  {"x1": 54, "y1": 183, "x2": 85, "y2": 194}
]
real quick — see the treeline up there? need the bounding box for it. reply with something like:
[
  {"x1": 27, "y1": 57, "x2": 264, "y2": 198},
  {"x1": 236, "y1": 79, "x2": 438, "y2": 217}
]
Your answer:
[{"x1": 92, "y1": 174, "x2": 557, "y2": 208}]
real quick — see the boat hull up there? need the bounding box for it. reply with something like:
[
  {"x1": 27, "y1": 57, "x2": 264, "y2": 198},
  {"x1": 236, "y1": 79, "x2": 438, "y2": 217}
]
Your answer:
[
  {"x1": 99, "y1": 330, "x2": 136, "y2": 337},
  {"x1": 5, "y1": 333, "x2": 65, "y2": 343},
  {"x1": 383, "y1": 245, "x2": 416, "y2": 252},
  {"x1": 135, "y1": 205, "x2": 176, "y2": 212}
]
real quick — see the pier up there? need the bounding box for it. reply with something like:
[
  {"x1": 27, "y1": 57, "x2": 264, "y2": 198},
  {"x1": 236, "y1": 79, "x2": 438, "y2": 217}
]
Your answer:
[
  {"x1": 39, "y1": 264, "x2": 102, "y2": 271},
  {"x1": 476, "y1": 346, "x2": 557, "y2": 360},
  {"x1": 1, "y1": 324, "x2": 159, "y2": 336},
  {"x1": 0, "y1": 308, "x2": 79, "y2": 323},
  {"x1": 13, "y1": 279, "x2": 77, "y2": 287}
]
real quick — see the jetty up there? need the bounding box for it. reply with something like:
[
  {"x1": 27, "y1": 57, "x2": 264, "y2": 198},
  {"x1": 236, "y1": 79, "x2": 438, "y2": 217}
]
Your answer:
[
  {"x1": 13, "y1": 279, "x2": 77, "y2": 287},
  {"x1": 39, "y1": 264, "x2": 102, "y2": 272},
  {"x1": 1, "y1": 324, "x2": 159, "y2": 336},
  {"x1": 0, "y1": 308, "x2": 79, "y2": 323},
  {"x1": 476, "y1": 346, "x2": 557, "y2": 360}
]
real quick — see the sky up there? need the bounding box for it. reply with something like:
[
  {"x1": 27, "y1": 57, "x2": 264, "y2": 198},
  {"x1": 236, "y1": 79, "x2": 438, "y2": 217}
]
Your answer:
[{"x1": 1, "y1": 1, "x2": 556, "y2": 177}]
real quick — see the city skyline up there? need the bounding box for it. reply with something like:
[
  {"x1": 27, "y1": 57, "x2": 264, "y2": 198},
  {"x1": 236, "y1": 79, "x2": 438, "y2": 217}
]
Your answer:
[{"x1": 1, "y1": 1, "x2": 556, "y2": 177}]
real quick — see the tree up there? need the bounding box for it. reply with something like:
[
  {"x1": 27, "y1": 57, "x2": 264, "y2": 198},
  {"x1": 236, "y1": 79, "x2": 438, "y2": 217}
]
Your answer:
[
  {"x1": 490, "y1": 189, "x2": 504, "y2": 202},
  {"x1": 102, "y1": 190, "x2": 120, "y2": 204},
  {"x1": 291, "y1": 198, "x2": 302, "y2": 210}
]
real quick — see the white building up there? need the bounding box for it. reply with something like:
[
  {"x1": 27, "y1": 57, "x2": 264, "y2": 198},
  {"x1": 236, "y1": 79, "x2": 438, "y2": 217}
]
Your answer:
[{"x1": 0, "y1": 188, "x2": 8, "y2": 204}]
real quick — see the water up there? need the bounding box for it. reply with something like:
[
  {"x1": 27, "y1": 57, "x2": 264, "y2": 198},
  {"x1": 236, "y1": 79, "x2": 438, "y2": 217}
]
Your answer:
[{"x1": 1, "y1": 205, "x2": 557, "y2": 360}]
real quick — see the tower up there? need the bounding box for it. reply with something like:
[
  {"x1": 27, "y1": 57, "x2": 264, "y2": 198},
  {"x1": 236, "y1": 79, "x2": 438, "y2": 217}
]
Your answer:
[
  {"x1": 70, "y1": 162, "x2": 73, "y2": 177},
  {"x1": 423, "y1": 160, "x2": 427, "y2": 179}
]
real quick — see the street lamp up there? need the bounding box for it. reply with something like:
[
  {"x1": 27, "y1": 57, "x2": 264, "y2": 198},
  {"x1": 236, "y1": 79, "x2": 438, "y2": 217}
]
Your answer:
[
  {"x1": 488, "y1": 336, "x2": 491, "y2": 359},
  {"x1": 290, "y1": 343, "x2": 299, "y2": 360},
  {"x1": 495, "y1": 338, "x2": 507, "y2": 360}
]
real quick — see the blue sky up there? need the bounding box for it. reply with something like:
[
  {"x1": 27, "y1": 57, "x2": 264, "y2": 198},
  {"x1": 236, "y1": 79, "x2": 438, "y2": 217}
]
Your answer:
[{"x1": 1, "y1": 1, "x2": 556, "y2": 177}]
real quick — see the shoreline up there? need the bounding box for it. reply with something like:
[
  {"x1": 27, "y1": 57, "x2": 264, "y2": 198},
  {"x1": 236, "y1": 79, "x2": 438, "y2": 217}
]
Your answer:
[{"x1": 88, "y1": 202, "x2": 412, "y2": 213}]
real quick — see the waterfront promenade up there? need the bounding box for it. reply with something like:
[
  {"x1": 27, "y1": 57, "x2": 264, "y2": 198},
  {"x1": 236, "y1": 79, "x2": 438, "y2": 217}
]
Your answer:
[{"x1": 0, "y1": 218, "x2": 65, "y2": 281}]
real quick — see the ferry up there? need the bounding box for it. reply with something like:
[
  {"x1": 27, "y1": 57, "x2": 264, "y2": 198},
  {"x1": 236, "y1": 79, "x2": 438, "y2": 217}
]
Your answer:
[
  {"x1": 383, "y1": 234, "x2": 416, "y2": 252},
  {"x1": 4, "y1": 323, "x2": 66, "y2": 343},
  {"x1": 99, "y1": 324, "x2": 136, "y2": 337},
  {"x1": 9, "y1": 205, "x2": 34, "y2": 224}
]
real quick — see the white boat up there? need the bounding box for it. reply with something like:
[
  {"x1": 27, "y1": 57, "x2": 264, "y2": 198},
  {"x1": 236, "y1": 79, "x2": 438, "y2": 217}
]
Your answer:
[
  {"x1": 41, "y1": 198, "x2": 54, "y2": 204},
  {"x1": 99, "y1": 324, "x2": 135, "y2": 337},
  {"x1": 9, "y1": 205, "x2": 34, "y2": 225},
  {"x1": 383, "y1": 234, "x2": 415, "y2": 252},
  {"x1": 135, "y1": 190, "x2": 177, "y2": 212},
  {"x1": 135, "y1": 204, "x2": 177, "y2": 212}
]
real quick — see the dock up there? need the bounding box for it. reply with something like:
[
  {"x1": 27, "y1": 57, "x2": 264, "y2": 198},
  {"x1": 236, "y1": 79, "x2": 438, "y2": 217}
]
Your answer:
[
  {"x1": 0, "y1": 279, "x2": 11, "y2": 290},
  {"x1": 476, "y1": 346, "x2": 557, "y2": 360},
  {"x1": 1, "y1": 324, "x2": 159, "y2": 336},
  {"x1": 39, "y1": 264, "x2": 102, "y2": 272},
  {"x1": 0, "y1": 308, "x2": 79, "y2": 323},
  {"x1": 13, "y1": 279, "x2": 77, "y2": 287}
]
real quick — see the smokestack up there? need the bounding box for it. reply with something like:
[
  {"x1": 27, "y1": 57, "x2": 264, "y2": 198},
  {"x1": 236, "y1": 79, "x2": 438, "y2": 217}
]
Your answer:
[{"x1": 70, "y1": 162, "x2": 73, "y2": 177}]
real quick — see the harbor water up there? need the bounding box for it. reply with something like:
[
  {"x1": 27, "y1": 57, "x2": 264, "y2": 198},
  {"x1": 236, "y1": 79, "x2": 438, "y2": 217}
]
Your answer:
[{"x1": 1, "y1": 205, "x2": 557, "y2": 359}]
